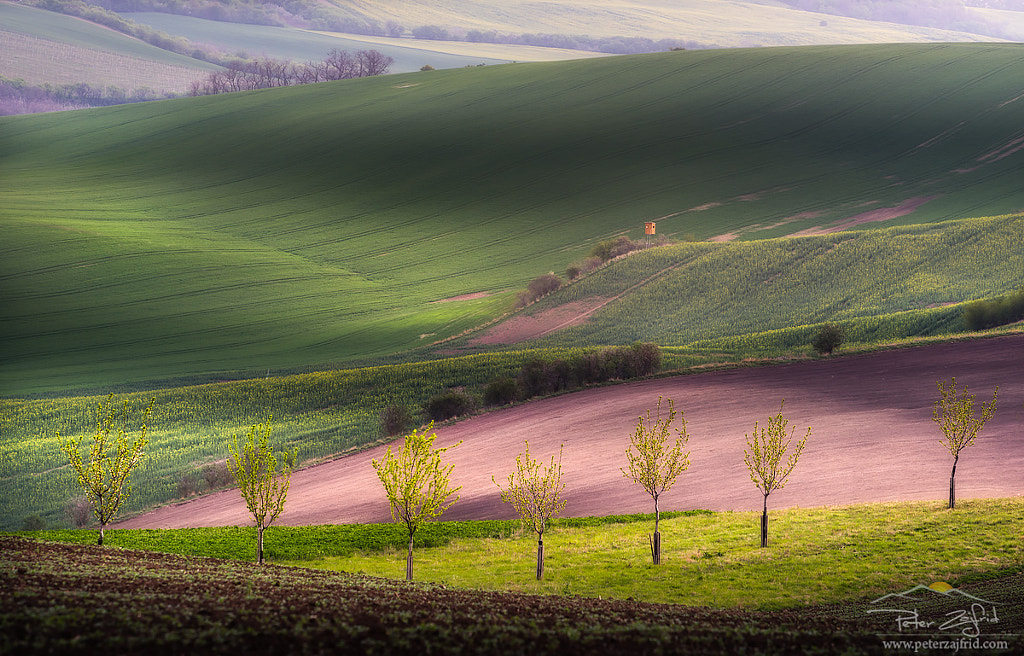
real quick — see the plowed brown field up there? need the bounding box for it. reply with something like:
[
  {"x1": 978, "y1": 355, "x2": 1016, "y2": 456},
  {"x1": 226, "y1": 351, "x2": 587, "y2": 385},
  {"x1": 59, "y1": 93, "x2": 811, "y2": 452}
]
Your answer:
[{"x1": 118, "y1": 335, "x2": 1024, "y2": 530}]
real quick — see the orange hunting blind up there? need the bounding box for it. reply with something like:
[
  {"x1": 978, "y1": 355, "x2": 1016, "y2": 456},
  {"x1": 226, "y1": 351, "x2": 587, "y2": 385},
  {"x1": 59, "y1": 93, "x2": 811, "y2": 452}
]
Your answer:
[{"x1": 645, "y1": 222, "x2": 656, "y2": 235}]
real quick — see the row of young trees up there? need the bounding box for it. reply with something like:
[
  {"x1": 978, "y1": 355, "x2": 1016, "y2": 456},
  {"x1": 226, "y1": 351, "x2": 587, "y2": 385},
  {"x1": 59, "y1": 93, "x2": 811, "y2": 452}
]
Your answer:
[
  {"x1": 188, "y1": 49, "x2": 393, "y2": 96},
  {"x1": 58, "y1": 376, "x2": 1000, "y2": 574}
]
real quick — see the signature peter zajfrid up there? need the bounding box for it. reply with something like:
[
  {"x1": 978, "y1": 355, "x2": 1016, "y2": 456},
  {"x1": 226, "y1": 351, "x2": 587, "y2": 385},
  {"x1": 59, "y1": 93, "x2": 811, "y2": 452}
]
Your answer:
[{"x1": 868, "y1": 582, "x2": 1002, "y2": 637}]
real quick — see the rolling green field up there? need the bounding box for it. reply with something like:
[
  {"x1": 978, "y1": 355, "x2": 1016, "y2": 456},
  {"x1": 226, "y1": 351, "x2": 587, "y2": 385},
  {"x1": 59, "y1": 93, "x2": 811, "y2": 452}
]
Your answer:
[
  {"x1": 3, "y1": 43, "x2": 1024, "y2": 397},
  {"x1": 499, "y1": 214, "x2": 1024, "y2": 351}
]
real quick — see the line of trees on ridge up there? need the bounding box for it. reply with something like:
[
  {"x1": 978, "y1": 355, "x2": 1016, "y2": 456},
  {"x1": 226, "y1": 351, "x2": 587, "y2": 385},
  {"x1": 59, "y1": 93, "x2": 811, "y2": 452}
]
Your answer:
[
  {"x1": 0, "y1": 77, "x2": 177, "y2": 116},
  {"x1": 188, "y1": 49, "x2": 393, "y2": 95}
]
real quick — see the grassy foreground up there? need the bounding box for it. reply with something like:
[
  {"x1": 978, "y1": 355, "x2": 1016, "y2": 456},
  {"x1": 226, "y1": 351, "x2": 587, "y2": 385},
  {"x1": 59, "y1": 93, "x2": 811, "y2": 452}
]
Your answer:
[
  {"x1": 17, "y1": 499, "x2": 1024, "y2": 610},
  {"x1": 0, "y1": 535, "x2": 885, "y2": 656},
  {"x1": 294, "y1": 499, "x2": 1024, "y2": 610},
  {"x1": 5, "y1": 500, "x2": 1022, "y2": 654}
]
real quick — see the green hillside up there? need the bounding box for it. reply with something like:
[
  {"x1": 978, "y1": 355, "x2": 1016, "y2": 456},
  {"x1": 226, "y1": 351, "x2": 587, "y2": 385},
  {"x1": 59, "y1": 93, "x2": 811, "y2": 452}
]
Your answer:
[
  {"x1": 0, "y1": 2, "x2": 218, "y2": 92},
  {"x1": 493, "y1": 214, "x2": 1024, "y2": 351},
  {"x1": 3, "y1": 210, "x2": 1022, "y2": 529},
  {"x1": 2, "y1": 43, "x2": 1024, "y2": 395}
]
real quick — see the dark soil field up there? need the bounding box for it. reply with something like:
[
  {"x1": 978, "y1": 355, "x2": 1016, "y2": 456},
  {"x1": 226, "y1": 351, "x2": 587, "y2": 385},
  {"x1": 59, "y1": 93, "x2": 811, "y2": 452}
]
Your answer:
[
  {"x1": 3, "y1": 535, "x2": 1022, "y2": 655},
  {"x1": 118, "y1": 334, "x2": 1024, "y2": 530},
  {"x1": 0, "y1": 535, "x2": 978, "y2": 655}
]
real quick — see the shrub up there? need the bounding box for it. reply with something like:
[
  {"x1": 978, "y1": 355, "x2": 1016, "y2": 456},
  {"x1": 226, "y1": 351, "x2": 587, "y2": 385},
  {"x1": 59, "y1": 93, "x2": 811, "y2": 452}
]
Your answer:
[
  {"x1": 483, "y1": 377, "x2": 520, "y2": 406},
  {"x1": 381, "y1": 404, "x2": 413, "y2": 436},
  {"x1": 64, "y1": 496, "x2": 91, "y2": 529},
  {"x1": 177, "y1": 472, "x2": 202, "y2": 498},
  {"x1": 517, "y1": 344, "x2": 661, "y2": 399},
  {"x1": 589, "y1": 240, "x2": 614, "y2": 261},
  {"x1": 517, "y1": 357, "x2": 576, "y2": 397},
  {"x1": 812, "y1": 322, "x2": 846, "y2": 355},
  {"x1": 412, "y1": 25, "x2": 450, "y2": 40},
  {"x1": 565, "y1": 265, "x2": 581, "y2": 280},
  {"x1": 963, "y1": 287, "x2": 1024, "y2": 330},
  {"x1": 21, "y1": 515, "x2": 45, "y2": 531},
  {"x1": 424, "y1": 391, "x2": 477, "y2": 421},
  {"x1": 590, "y1": 236, "x2": 640, "y2": 262},
  {"x1": 610, "y1": 235, "x2": 640, "y2": 258},
  {"x1": 516, "y1": 273, "x2": 563, "y2": 308},
  {"x1": 202, "y1": 461, "x2": 235, "y2": 489}
]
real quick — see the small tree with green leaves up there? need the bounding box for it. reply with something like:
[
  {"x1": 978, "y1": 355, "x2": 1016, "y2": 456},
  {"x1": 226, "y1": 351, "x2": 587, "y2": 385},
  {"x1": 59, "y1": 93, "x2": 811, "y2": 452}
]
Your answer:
[
  {"x1": 494, "y1": 441, "x2": 567, "y2": 580},
  {"x1": 622, "y1": 397, "x2": 690, "y2": 564},
  {"x1": 812, "y1": 322, "x2": 845, "y2": 355},
  {"x1": 933, "y1": 377, "x2": 997, "y2": 509},
  {"x1": 743, "y1": 401, "x2": 810, "y2": 548},
  {"x1": 373, "y1": 422, "x2": 461, "y2": 581},
  {"x1": 227, "y1": 418, "x2": 296, "y2": 564},
  {"x1": 58, "y1": 393, "x2": 155, "y2": 545}
]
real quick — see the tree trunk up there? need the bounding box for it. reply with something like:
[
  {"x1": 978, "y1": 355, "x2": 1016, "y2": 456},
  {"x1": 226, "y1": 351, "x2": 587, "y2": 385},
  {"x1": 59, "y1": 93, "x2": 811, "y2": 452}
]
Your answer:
[
  {"x1": 652, "y1": 496, "x2": 661, "y2": 565},
  {"x1": 406, "y1": 534, "x2": 414, "y2": 581},
  {"x1": 257, "y1": 524, "x2": 264, "y2": 564},
  {"x1": 949, "y1": 455, "x2": 959, "y2": 509},
  {"x1": 96, "y1": 494, "x2": 104, "y2": 545},
  {"x1": 536, "y1": 535, "x2": 544, "y2": 580},
  {"x1": 760, "y1": 494, "x2": 769, "y2": 548}
]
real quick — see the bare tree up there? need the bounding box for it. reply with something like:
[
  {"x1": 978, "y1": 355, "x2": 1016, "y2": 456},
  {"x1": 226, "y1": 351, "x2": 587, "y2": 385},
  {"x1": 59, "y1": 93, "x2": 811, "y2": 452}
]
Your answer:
[
  {"x1": 58, "y1": 393, "x2": 155, "y2": 545},
  {"x1": 494, "y1": 442, "x2": 566, "y2": 580},
  {"x1": 227, "y1": 418, "x2": 296, "y2": 564},
  {"x1": 933, "y1": 377, "x2": 997, "y2": 509},
  {"x1": 743, "y1": 401, "x2": 809, "y2": 548},
  {"x1": 622, "y1": 396, "x2": 690, "y2": 564},
  {"x1": 357, "y1": 49, "x2": 395, "y2": 77},
  {"x1": 190, "y1": 48, "x2": 394, "y2": 96},
  {"x1": 372, "y1": 422, "x2": 461, "y2": 581},
  {"x1": 324, "y1": 48, "x2": 358, "y2": 80}
]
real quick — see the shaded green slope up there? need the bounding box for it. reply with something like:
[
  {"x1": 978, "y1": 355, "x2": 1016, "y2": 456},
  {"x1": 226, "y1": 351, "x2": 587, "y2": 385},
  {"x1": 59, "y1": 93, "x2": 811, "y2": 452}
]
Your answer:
[{"x1": 2, "y1": 43, "x2": 1024, "y2": 394}]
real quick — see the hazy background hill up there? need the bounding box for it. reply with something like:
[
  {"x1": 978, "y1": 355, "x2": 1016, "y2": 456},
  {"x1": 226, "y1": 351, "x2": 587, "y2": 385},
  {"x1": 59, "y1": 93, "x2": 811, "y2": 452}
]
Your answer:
[
  {"x1": 2, "y1": 43, "x2": 1023, "y2": 395},
  {"x1": 4, "y1": 0, "x2": 1020, "y2": 104}
]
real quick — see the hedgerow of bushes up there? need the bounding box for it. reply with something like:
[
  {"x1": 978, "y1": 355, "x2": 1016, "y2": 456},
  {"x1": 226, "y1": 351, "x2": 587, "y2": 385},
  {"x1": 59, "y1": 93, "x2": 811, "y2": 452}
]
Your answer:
[
  {"x1": 420, "y1": 343, "x2": 661, "y2": 423},
  {"x1": 963, "y1": 287, "x2": 1024, "y2": 331},
  {"x1": 496, "y1": 343, "x2": 660, "y2": 405}
]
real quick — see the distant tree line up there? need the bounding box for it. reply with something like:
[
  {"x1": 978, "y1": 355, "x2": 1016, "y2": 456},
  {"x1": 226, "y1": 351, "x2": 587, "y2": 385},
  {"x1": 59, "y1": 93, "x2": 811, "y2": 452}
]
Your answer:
[
  {"x1": 0, "y1": 77, "x2": 176, "y2": 116},
  {"x1": 37, "y1": 0, "x2": 712, "y2": 57},
  {"x1": 422, "y1": 26, "x2": 710, "y2": 54},
  {"x1": 188, "y1": 49, "x2": 393, "y2": 95}
]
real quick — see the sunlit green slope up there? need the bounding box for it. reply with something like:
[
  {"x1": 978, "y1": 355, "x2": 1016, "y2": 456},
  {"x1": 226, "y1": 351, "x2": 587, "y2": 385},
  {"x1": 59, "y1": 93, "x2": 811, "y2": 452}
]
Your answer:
[
  {"x1": 492, "y1": 214, "x2": 1024, "y2": 351},
  {"x1": 2, "y1": 43, "x2": 1024, "y2": 395}
]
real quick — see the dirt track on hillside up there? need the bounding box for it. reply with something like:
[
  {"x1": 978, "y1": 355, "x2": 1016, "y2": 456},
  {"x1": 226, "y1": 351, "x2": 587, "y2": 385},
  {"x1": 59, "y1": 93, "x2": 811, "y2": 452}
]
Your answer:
[{"x1": 117, "y1": 335, "x2": 1024, "y2": 529}]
